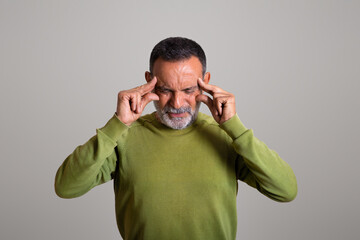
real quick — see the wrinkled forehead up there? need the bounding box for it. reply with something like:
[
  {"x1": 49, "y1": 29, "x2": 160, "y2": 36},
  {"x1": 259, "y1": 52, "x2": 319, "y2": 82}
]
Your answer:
[
  {"x1": 156, "y1": 73, "x2": 199, "y2": 89},
  {"x1": 152, "y1": 57, "x2": 203, "y2": 89}
]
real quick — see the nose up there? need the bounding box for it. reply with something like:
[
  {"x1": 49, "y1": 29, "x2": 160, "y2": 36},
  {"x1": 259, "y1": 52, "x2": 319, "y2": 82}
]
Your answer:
[{"x1": 170, "y1": 92, "x2": 185, "y2": 109}]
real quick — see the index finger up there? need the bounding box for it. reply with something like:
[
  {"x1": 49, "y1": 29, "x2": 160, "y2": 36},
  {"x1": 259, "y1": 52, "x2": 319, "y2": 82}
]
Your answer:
[
  {"x1": 197, "y1": 78, "x2": 220, "y2": 95},
  {"x1": 138, "y1": 77, "x2": 157, "y2": 95}
]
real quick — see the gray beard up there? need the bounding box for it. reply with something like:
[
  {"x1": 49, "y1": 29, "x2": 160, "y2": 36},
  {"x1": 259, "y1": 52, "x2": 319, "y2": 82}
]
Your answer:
[{"x1": 153, "y1": 101, "x2": 200, "y2": 130}]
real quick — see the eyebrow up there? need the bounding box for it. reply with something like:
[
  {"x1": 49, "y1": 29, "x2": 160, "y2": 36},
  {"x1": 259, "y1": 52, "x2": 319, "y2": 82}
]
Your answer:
[
  {"x1": 155, "y1": 86, "x2": 171, "y2": 91},
  {"x1": 182, "y1": 86, "x2": 199, "y2": 91},
  {"x1": 155, "y1": 85, "x2": 199, "y2": 92}
]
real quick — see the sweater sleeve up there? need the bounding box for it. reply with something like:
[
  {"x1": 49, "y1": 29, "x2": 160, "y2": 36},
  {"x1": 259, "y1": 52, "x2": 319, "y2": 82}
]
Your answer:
[
  {"x1": 54, "y1": 114, "x2": 129, "y2": 199},
  {"x1": 220, "y1": 114, "x2": 298, "y2": 202}
]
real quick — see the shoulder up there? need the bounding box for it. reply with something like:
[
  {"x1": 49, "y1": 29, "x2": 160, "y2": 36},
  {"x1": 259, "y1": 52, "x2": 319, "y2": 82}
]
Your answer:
[
  {"x1": 195, "y1": 112, "x2": 219, "y2": 128},
  {"x1": 129, "y1": 113, "x2": 158, "y2": 129},
  {"x1": 194, "y1": 113, "x2": 230, "y2": 139},
  {"x1": 137, "y1": 113, "x2": 157, "y2": 125},
  {"x1": 195, "y1": 112, "x2": 235, "y2": 154}
]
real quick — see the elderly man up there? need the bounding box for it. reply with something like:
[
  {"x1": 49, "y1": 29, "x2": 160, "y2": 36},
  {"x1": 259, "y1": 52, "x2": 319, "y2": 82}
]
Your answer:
[{"x1": 55, "y1": 37, "x2": 297, "y2": 240}]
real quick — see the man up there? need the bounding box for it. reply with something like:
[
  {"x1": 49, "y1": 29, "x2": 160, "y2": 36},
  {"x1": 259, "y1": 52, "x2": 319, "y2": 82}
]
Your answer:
[{"x1": 55, "y1": 37, "x2": 297, "y2": 240}]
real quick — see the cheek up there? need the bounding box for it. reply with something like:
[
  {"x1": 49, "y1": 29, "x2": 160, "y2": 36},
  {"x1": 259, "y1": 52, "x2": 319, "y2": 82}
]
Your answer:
[
  {"x1": 186, "y1": 94, "x2": 198, "y2": 108},
  {"x1": 157, "y1": 95, "x2": 170, "y2": 108}
]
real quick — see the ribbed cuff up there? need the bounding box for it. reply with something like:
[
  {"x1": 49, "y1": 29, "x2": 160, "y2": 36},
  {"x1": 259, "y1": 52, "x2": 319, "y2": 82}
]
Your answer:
[
  {"x1": 98, "y1": 114, "x2": 129, "y2": 142},
  {"x1": 219, "y1": 114, "x2": 248, "y2": 140}
]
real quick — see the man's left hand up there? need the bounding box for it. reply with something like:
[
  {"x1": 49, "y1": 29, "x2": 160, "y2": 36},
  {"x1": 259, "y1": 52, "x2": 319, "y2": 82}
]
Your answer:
[{"x1": 196, "y1": 78, "x2": 236, "y2": 125}]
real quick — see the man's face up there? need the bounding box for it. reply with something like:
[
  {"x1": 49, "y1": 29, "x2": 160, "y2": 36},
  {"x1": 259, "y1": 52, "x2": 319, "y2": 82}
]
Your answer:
[{"x1": 146, "y1": 56, "x2": 210, "y2": 129}]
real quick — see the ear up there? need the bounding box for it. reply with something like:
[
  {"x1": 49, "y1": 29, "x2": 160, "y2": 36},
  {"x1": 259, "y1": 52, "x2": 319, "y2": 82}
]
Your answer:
[
  {"x1": 145, "y1": 71, "x2": 152, "y2": 83},
  {"x1": 203, "y1": 72, "x2": 211, "y2": 84}
]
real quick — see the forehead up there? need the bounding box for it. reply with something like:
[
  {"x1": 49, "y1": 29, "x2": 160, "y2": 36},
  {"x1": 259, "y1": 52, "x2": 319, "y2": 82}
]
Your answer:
[{"x1": 152, "y1": 56, "x2": 203, "y2": 89}]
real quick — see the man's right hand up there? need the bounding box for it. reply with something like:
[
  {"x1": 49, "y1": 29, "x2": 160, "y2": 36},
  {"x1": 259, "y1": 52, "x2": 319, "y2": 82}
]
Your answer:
[{"x1": 116, "y1": 77, "x2": 159, "y2": 126}]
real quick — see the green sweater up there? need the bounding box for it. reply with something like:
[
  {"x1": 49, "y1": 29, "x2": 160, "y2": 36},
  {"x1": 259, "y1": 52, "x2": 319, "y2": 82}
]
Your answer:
[{"x1": 55, "y1": 112, "x2": 297, "y2": 240}]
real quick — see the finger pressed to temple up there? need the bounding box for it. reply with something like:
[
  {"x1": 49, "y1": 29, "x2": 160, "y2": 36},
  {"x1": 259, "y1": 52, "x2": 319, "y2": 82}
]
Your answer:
[
  {"x1": 197, "y1": 78, "x2": 216, "y2": 94},
  {"x1": 139, "y1": 77, "x2": 157, "y2": 95}
]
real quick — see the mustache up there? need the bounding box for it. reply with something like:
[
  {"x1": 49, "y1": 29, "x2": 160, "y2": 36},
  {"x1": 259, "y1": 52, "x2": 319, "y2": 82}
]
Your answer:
[{"x1": 163, "y1": 105, "x2": 192, "y2": 114}]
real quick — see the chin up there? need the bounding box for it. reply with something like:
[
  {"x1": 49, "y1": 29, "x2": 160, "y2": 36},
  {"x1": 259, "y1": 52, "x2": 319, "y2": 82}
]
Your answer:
[
  {"x1": 164, "y1": 116, "x2": 193, "y2": 130},
  {"x1": 153, "y1": 102, "x2": 200, "y2": 130}
]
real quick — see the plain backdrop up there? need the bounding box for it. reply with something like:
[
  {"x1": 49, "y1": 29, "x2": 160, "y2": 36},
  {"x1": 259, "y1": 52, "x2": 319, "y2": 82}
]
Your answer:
[{"x1": 1, "y1": 0, "x2": 359, "y2": 239}]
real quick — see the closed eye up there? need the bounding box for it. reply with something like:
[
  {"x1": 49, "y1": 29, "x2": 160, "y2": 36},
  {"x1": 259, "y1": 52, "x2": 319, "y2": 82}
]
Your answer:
[
  {"x1": 183, "y1": 86, "x2": 199, "y2": 94},
  {"x1": 156, "y1": 87, "x2": 172, "y2": 94},
  {"x1": 184, "y1": 89, "x2": 195, "y2": 94}
]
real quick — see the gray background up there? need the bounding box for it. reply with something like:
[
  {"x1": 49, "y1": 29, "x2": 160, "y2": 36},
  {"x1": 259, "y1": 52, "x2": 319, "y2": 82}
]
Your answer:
[{"x1": 1, "y1": 0, "x2": 359, "y2": 239}]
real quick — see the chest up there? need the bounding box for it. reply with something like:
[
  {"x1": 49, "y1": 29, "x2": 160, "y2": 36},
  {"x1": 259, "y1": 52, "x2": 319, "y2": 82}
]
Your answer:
[{"x1": 117, "y1": 131, "x2": 237, "y2": 193}]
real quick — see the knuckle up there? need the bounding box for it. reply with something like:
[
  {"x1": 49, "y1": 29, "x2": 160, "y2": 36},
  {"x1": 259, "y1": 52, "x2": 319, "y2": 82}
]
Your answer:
[
  {"x1": 118, "y1": 91, "x2": 125, "y2": 98},
  {"x1": 118, "y1": 91, "x2": 129, "y2": 100}
]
